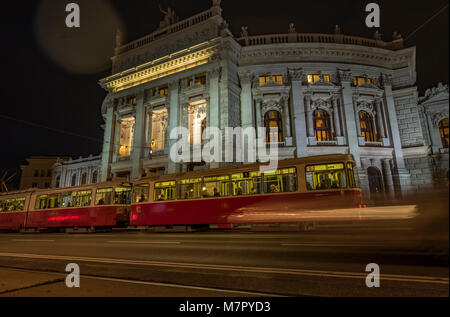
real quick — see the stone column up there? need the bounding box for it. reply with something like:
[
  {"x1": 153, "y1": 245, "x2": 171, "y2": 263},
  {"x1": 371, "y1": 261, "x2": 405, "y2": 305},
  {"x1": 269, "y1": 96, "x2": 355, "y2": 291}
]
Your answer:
[
  {"x1": 209, "y1": 69, "x2": 221, "y2": 168},
  {"x1": 289, "y1": 69, "x2": 308, "y2": 157},
  {"x1": 167, "y1": 80, "x2": 181, "y2": 174},
  {"x1": 239, "y1": 72, "x2": 254, "y2": 163},
  {"x1": 283, "y1": 97, "x2": 292, "y2": 145},
  {"x1": 382, "y1": 159, "x2": 395, "y2": 200},
  {"x1": 332, "y1": 96, "x2": 342, "y2": 137},
  {"x1": 255, "y1": 99, "x2": 263, "y2": 132},
  {"x1": 339, "y1": 70, "x2": 361, "y2": 167},
  {"x1": 375, "y1": 99, "x2": 386, "y2": 139},
  {"x1": 306, "y1": 95, "x2": 314, "y2": 138},
  {"x1": 100, "y1": 101, "x2": 115, "y2": 182},
  {"x1": 382, "y1": 74, "x2": 411, "y2": 198},
  {"x1": 131, "y1": 91, "x2": 146, "y2": 180}
]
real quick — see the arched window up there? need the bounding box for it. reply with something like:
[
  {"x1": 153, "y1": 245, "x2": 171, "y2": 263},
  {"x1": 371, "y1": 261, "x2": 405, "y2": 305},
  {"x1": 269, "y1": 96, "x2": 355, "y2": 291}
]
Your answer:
[
  {"x1": 360, "y1": 111, "x2": 376, "y2": 142},
  {"x1": 313, "y1": 110, "x2": 332, "y2": 141},
  {"x1": 439, "y1": 118, "x2": 449, "y2": 148},
  {"x1": 71, "y1": 174, "x2": 77, "y2": 187},
  {"x1": 264, "y1": 111, "x2": 283, "y2": 143},
  {"x1": 92, "y1": 171, "x2": 98, "y2": 184},
  {"x1": 56, "y1": 176, "x2": 61, "y2": 188},
  {"x1": 81, "y1": 173, "x2": 87, "y2": 185}
]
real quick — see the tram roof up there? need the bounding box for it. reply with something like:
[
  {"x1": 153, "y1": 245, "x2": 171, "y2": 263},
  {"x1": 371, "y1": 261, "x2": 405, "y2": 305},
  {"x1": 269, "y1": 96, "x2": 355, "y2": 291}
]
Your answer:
[{"x1": 135, "y1": 154, "x2": 355, "y2": 184}]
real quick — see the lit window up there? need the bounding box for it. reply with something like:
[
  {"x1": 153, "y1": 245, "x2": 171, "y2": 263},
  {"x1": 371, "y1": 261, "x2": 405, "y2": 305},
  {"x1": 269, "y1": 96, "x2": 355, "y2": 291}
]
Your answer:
[
  {"x1": 154, "y1": 181, "x2": 176, "y2": 201},
  {"x1": 273, "y1": 75, "x2": 283, "y2": 84},
  {"x1": 306, "y1": 163, "x2": 347, "y2": 191},
  {"x1": 201, "y1": 176, "x2": 230, "y2": 198},
  {"x1": 114, "y1": 186, "x2": 132, "y2": 205},
  {"x1": 73, "y1": 191, "x2": 92, "y2": 207},
  {"x1": 307, "y1": 74, "x2": 331, "y2": 84},
  {"x1": 264, "y1": 111, "x2": 283, "y2": 143},
  {"x1": 263, "y1": 169, "x2": 297, "y2": 194},
  {"x1": 178, "y1": 178, "x2": 203, "y2": 200},
  {"x1": 360, "y1": 111, "x2": 376, "y2": 142},
  {"x1": 259, "y1": 75, "x2": 270, "y2": 85},
  {"x1": 95, "y1": 188, "x2": 113, "y2": 206},
  {"x1": 353, "y1": 76, "x2": 374, "y2": 86},
  {"x1": 118, "y1": 118, "x2": 135, "y2": 157},
  {"x1": 127, "y1": 96, "x2": 137, "y2": 105},
  {"x1": 188, "y1": 103, "x2": 207, "y2": 145},
  {"x1": 151, "y1": 109, "x2": 168, "y2": 152},
  {"x1": 314, "y1": 110, "x2": 332, "y2": 141},
  {"x1": 440, "y1": 118, "x2": 449, "y2": 148},
  {"x1": 159, "y1": 87, "x2": 169, "y2": 96},
  {"x1": 133, "y1": 184, "x2": 150, "y2": 203}
]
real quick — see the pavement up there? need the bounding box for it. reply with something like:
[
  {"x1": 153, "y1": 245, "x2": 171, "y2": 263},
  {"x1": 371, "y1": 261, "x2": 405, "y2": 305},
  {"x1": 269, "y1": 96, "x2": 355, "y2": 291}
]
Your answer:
[{"x1": 0, "y1": 220, "x2": 448, "y2": 297}]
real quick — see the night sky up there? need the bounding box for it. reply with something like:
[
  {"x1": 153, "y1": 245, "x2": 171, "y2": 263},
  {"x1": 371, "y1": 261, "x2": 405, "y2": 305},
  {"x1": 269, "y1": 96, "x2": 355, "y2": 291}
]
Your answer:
[{"x1": 0, "y1": 0, "x2": 448, "y2": 177}]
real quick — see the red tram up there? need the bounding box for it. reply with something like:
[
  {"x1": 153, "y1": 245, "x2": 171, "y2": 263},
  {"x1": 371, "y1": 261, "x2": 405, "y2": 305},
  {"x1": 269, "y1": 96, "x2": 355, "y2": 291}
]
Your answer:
[
  {"x1": 0, "y1": 155, "x2": 363, "y2": 232},
  {"x1": 130, "y1": 154, "x2": 362, "y2": 228},
  {"x1": 0, "y1": 181, "x2": 132, "y2": 231}
]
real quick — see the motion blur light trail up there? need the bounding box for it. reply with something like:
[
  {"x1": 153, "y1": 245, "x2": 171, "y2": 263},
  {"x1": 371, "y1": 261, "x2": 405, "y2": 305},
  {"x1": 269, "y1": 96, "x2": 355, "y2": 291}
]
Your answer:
[{"x1": 34, "y1": 0, "x2": 125, "y2": 74}]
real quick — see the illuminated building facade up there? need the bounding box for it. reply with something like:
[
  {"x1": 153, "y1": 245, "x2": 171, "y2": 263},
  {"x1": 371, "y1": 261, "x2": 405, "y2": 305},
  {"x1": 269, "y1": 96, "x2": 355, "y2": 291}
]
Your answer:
[{"x1": 98, "y1": 1, "x2": 448, "y2": 200}]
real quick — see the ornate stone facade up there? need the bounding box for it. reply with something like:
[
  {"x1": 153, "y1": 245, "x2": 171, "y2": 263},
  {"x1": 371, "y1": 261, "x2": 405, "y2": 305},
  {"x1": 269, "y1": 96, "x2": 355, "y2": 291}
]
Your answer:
[{"x1": 97, "y1": 1, "x2": 448, "y2": 201}]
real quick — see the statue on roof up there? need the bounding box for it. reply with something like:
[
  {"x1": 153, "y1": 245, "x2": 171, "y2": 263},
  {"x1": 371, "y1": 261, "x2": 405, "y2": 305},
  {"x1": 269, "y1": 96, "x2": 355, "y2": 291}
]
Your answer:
[
  {"x1": 159, "y1": 6, "x2": 178, "y2": 28},
  {"x1": 392, "y1": 31, "x2": 403, "y2": 41},
  {"x1": 240, "y1": 26, "x2": 248, "y2": 37},
  {"x1": 373, "y1": 30, "x2": 382, "y2": 40},
  {"x1": 288, "y1": 23, "x2": 296, "y2": 33},
  {"x1": 335, "y1": 25, "x2": 341, "y2": 35},
  {"x1": 212, "y1": 0, "x2": 222, "y2": 7}
]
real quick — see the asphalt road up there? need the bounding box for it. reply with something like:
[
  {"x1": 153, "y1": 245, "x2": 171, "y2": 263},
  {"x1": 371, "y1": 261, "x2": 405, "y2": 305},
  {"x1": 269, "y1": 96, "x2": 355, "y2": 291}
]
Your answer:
[{"x1": 0, "y1": 222, "x2": 448, "y2": 297}]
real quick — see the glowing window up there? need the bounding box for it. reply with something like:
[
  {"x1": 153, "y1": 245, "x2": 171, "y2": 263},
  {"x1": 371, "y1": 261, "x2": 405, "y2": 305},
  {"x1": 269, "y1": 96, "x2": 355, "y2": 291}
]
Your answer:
[
  {"x1": 306, "y1": 163, "x2": 347, "y2": 191},
  {"x1": 178, "y1": 178, "x2": 203, "y2": 200},
  {"x1": 264, "y1": 111, "x2": 283, "y2": 143},
  {"x1": 263, "y1": 168, "x2": 297, "y2": 194},
  {"x1": 314, "y1": 110, "x2": 332, "y2": 141},
  {"x1": 133, "y1": 184, "x2": 150, "y2": 203},
  {"x1": 154, "y1": 181, "x2": 176, "y2": 201},
  {"x1": 201, "y1": 176, "x2": 230, "y2": 198},
  {"x1": 360, "y1": 111, "x2": 376, "y2": 142},
  {"x1": 114, "y1": 187, "x2": 132, "y2": 205},
  {"x1": 95, "y1": 188, "x2": 113, "y2": 206},
  {"x1": 439, "y1": 118, "x2": 449, "y2": 148}
]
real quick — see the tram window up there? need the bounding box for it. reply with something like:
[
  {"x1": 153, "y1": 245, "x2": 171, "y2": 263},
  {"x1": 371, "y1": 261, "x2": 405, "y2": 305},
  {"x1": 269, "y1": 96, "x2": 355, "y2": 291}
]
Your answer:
[
  {"x1": 202, "y1": 176, "x2": 230, "y2": 198},
  {"x1": 15, "y1": 198, "x2": 25, "y2": 211},
  {"x1": 61, "y1": 192, "x2": 74, "y2": 208},
  {"x1": 35, "y1": 195, "x2": 48, "y2": 210},
  {"x1": 347, "y1": 163, "x2": 359, "y2": 188},
  {"x1": 114, "y1": 187, "x2": 132, "y2": 205},
  {"x1": 178, "y1": 178, "x2": 202, "y2": 200},
  {"x1": 230, "y1": 172, "x2": 264, "y2": 196},
  {"x1": 47, "y1": 194, "x2": 62, "y2": 209},
  {"x1": 306, "y1": 163, "x2": 347, "y2": 191},
  {"x1": 73, "y1": 191, "x2": 92, "y2": 207},
  {"x1": 154, "y1": 181, "x2": 176, "y2": 201},
  {"x1": 134, "y1": 184, "x2": 150, "y2": 203},
  {"x1": 0, "y1": 200, "x2": 4, "y2": 212},
  {"x1": 263, "y1": 168, "x2": 297, "y2": 194},
  {"x1": 95, "y1": 188, "x2": 113, "y2": 205}
]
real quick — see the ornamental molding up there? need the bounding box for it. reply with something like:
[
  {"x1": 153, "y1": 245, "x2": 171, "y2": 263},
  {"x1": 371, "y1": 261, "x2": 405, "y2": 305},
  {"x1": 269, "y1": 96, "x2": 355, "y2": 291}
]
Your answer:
[
  {"x1": 431, "y1": 111, "x2": 449, "y2": 127},
  {"x1": 356, "y1": 99, "x2": 376, "y2": 116},
  {"x1": 261, "y1": 99, "x2": 284, "y2": 115},
  {"x1": 240, "y1": 47, "x2": 412, "y2": 68},
  {"x1": 287, "y1": 68, "x2": 305, "y2": 82},
  {"x1": 419, "y1": 82, "x2": 449, "y2": 104}
]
